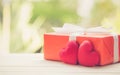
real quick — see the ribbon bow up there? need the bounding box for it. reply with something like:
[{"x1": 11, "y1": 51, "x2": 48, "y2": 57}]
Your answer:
[{"x1": 52, "y1": 23, "x2": 111, "y2": 35}]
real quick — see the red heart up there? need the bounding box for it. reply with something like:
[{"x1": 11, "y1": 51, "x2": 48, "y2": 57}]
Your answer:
[
  {"x1": 78, "y1": 40, "x2": 100, "y2": 67},
  {"x1": 59, "y1": 40, "x2": 79, "y2": 65}
]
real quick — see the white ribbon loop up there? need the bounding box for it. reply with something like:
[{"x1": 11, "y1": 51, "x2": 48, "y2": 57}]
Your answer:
[{"x1": 52, "y1": 23, "x2": 111, "y2": 34}]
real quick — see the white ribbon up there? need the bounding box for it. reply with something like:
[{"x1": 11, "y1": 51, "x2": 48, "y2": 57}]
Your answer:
[
  {"x1": 69, "y1": 33, "x2": 76, "y2": 41},
  {"x1": 53, "y1": 23, "x2": 119, "y2": 63},
  {"x1": 112, "y1": 33, "x2": 119, "y2": 63}
]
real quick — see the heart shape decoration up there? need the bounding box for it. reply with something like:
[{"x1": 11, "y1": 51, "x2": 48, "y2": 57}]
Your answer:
[
  {"x1": 78, "y1": 40, "x2": 100, "y2": 67},
  {"x1": 59, "y1": 40, "x2": 79, "y2": 65}
]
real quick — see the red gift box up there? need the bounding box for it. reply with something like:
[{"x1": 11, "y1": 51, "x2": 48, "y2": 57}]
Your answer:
[{"x1": 44, "y1": 33, "x2": 120, "y2": 65}]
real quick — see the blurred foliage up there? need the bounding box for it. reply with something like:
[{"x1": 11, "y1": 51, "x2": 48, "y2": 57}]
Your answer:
[
  {"x1": 30, "y1": 0, "x2": 79, "y2": 32},
  {"x1": 11, "y1": 0, "x2": 24, "y2": 30},
  {"x1": 9, "y1": 0, "x2": 79, "y2": 53},
  {"x1": 0, "y1": 1, "x2": 2, "y2": 34},
  {"x1": 102, "y1": 9, "x2": 120, "y2": 33},
  {"x1": 90, "y1": 0, "x2": 116, "y2": 26},
  {"x1": 1, "y1": 0, "x2": 120, "y2": 53}
]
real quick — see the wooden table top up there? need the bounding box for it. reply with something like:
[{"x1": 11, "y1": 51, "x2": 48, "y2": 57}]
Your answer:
[{"x1": 0, "y1": 53, "x2": 120, "y2": 75}]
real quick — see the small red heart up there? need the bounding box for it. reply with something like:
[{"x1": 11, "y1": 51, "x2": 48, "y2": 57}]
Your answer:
[
  {"x1": 78, "y1": 40, "x2": 100, "y2": 67},
  {"x1": 59, "y1": 40, "x2": 79, "y2": 65}
]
